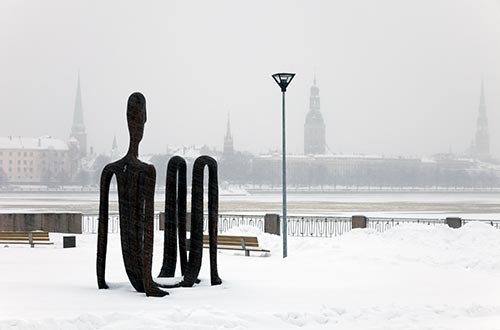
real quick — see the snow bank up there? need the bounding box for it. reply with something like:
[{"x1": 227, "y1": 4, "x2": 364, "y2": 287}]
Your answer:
[{"x1": 1, "y1": 223, "x2": 499, "y2": 329}]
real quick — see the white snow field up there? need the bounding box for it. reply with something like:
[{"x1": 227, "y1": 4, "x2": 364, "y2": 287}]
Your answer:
[{"x1": 1, "y1": 223, "x2": 500, "y2": 329}]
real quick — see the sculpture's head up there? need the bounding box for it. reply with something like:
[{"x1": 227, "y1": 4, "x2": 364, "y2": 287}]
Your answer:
[{"x1": 127, "y1": 92, "x2": 147, "y2": 146}]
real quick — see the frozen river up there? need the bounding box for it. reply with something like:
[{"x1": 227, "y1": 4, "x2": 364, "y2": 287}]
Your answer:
[{"x1": 0, "y1": 191, "x2": 499, "y2": 219}]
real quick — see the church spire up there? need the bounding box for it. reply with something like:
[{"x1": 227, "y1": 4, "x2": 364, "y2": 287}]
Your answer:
[
  {"x1": 72, "y1": 72, "x2": 84, "y2": 131},
  {"x1": 70, "y1": 72, "x2": 87, "y2": 157},
  {"x1": 225, "y1": 113, "x2": 232, "y2": 139},
  {"x1": 112, "y1": 134, "x2": 118, "y2": 150},
  {"x1": 480, "y1": 79, "x2": 486, "y2": 112},
  {"x1": 473, "y1": 79, "x2": 490, "y2": 160},
  {"x1": 223, "y1": 112, "x2": 234, "y2": 156},
  {"x1": 111, "y1": 134, "x2": 119, "y2": 159}
]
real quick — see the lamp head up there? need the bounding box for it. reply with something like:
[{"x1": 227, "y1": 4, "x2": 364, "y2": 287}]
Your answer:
[{"x1": 272, "y1": 73, "x2": 296, "y2": 92}]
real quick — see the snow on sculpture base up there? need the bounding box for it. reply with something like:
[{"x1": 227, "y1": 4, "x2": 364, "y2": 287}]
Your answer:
[{"x1": 1, "y1": 222, "x2": 500, "y2": 329}]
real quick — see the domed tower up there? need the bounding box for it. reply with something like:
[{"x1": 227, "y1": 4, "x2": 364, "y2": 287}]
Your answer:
[{"x1": 304, "y1": 77, "x2": 326, "y2": 154}]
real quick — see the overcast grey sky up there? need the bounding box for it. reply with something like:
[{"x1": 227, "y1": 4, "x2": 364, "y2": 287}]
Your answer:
[{"x1": 1, "y1": 0, "x2": 499, "y2": 157}]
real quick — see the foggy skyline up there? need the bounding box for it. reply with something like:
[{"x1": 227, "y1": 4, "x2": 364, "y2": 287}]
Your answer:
[{"x1": 1, "y1": 0, "x2": 499, "y2": 158}]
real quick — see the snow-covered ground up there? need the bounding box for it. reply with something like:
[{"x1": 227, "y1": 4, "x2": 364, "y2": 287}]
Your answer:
[{"x1": 1, "y1": 223, "x2": 500, "y2": 329}]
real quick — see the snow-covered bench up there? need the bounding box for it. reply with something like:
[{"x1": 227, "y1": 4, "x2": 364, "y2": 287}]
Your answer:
[
  {"x1": 202, "y1": 234, "x2": 270, "y2": 256},
  {"x1": 0, "y1": 231, "x2": 53, "y2": 248}
]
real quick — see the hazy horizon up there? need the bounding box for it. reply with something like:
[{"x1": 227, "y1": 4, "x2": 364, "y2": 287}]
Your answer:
[{"x1": 1, "y1": 0, "x2": 499, "y2": 158}]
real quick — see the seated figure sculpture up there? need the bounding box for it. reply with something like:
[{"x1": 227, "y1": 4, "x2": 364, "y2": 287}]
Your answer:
[{"x1": 96, "y1": 92, "x2": 167, "y2": 297}]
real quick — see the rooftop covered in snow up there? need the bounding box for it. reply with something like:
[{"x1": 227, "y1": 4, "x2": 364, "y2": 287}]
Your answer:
[{"x1": 0, "y1": 136, "x2": 69, "y2": 151}]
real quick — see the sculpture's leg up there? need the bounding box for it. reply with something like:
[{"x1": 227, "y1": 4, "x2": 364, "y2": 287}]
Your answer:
[
  {"x1": 159, "y1": 156, "x2": 188, "y2": 278},
  {"x1": 181, "y1": 157, "x2": 206, "y2": 287},
  {"x1": 97, "y1": 167, "x2": 113, "y2": 290},
  {"x1": 208, "y1": 160, "x2": 222, "y2": 286},
  {"x1": 159, "y1": 158, "x2": 179, "y2": 277},
  {"x1": 177, "y1": 161, "x2": 188, "y2": 275},
  {"x1": 122, "y1": 173, "x2": 146, "y2": 293},
  {"x1": 142, "y1": 166, "x2": 168, "y2": 297}
]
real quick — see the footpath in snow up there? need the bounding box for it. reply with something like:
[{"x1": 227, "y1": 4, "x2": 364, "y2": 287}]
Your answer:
[{"x1": 1, "y1": 222, "x2": 500, "y2": 329}]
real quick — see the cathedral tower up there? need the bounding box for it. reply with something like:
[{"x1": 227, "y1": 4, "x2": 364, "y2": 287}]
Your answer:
[
  {"x1": 304, "y1": 77, "x2": 326, "y2": 154},
  {"x1": 70, "y1": 73, "x2": 87, "y2": 158},
  {"x1": 473, "y1": 81, "x2": 490, "y2": 160}
]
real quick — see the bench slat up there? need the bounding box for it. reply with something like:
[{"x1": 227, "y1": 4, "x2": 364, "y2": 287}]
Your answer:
[
  {"x1": 0, "y1": 241, "x2": 54, "y2": 245},
  {"x1": 203, "y1": 241, "x2": 259, "y2": 247},
  {"x1": 203, "y1": 245, "x2": 270, "y2": 253},
  {"x1": 0, "y1": 237, "x2": 50, "y2": 241},
  {"x1": 203, "y1": 240, "x2": 259, "y2": 247},
  {"x1": 0, "y1": 231, "x2": 49, "y2": 235},
  {"x1": 0, "y1": 234, "x2": 49, "y2": 237}
]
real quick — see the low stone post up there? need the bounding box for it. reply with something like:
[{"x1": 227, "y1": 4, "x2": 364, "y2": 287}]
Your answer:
[
  {"x1": 445, "y1": 217, "x2": 462, "y2": 228},
  {"x1": 63, "y1": 236, "x2": 76, "y2": 248},
  {"x1": 159, "y1": 212, "x2": 165, "y2": 231},
  {"x1": 264, "y1": 213, "x2": 280, "y2": 235},
  {"x1": 0, "y1": 214, "x2": 14, "y2": 231},
  {"x1": 352, "y1": 215, "x2": 367, "y2": 229}
]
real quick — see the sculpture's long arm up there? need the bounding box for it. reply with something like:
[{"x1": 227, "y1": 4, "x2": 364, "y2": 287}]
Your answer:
[{"x1": 97, "y1": 166, "x2": 114, "y2": 289}]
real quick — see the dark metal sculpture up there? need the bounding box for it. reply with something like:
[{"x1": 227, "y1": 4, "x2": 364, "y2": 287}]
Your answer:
[
  {"x1": 159, "y1": 155, "x2": 222, "y2": 287},
  {"x1": 97, "y1": 92, "x2": 167, "y2": 297},
  {"x1": 159, "y1": 156, "x2": 188, "y2": 278}
]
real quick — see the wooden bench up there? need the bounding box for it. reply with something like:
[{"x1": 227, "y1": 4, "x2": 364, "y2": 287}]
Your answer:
[
  {"x1": 0, "y1": 231, "x2": 53, "y2": 248},
  {"x1": 203, "y1": 234, "x2": 270, "y2": 256}
]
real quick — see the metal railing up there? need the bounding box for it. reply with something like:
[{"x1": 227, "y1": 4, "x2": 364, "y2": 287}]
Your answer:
[
  {"x1": 82, "y1": 213, "x2": 500, "y2": 236},
  {"x1": 82, "y1": 213, "x2": 264, "y2": 234},
  {"x1": 214, "y1": 214, "x2": 265, "y2": 233},
  {"x1": 462, "y1": 218, "x2": 500, "y2": 229},
  {"x1": 366, "y1": 217, "x2": 446, "y2": 232},
  {"x1": 287, "y1": 216, "x2": 352, "y2": 237},
  {"x1": 82, "y1": 213, "x2": 161, "y2": 234}
]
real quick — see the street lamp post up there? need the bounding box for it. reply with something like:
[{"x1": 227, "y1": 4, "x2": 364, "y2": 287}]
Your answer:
[{"x1": 272, "y1": 72, "x2": 295, "y2": 258}]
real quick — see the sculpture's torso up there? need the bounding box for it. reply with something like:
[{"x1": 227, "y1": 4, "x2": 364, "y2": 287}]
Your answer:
[{"x1": 106, "y1": 156, "x2": 154, "y2": 292}]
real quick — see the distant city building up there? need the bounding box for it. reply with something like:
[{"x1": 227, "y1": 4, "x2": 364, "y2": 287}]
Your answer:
[
  {"x1": 0, "y1": 74, "x2": 88, "y2": 185},
  {"x1": 472, "y1": 81, "x2": 490, "y2": 160},
  {"x1": 249, "y1": 152, "x2": 499, "y2": 188},
  {"x1": 0, "y1": 136, "x2": 78, "y2": 184},
  {"x1": 304, "y1": 77, "x2": 326, "y2": 155},
  {"x1": 70, "y1": 74, "x2": 87, "y2": 158},
  {"x1": 223, "y1": 114, "x2": 234, "y2": 156}
]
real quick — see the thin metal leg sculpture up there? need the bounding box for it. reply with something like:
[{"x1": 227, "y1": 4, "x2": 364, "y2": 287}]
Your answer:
[
  {"x1": 158, "y1": 156, "x2": 187, "y2": 278},
  {"x1": 183, "y1": 156, "x2": 222, "y2": 287},
  {"x1": 96, "y1": 92, "x2": 167, "y2": 297},
  {"x1": 158, "y1": 155, "x2": 222, "y2": 287}
]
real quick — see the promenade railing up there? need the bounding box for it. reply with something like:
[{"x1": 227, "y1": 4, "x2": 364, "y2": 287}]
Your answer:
[
  {"x1": 366, "y1": 217, "x2": 446, "y2": 232},
  {"x1": 462, "y1": 218, "x2": 500, "y2": 229},
  {"x1": 286, "y1": 216, "x2": 352, "y2": 237},
  {"x1": 82, "y1": 213, "x2": 500, "y2": 237},
  {"x1": 82, "y1": 213, "x2": 162, "y2": 234}
]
